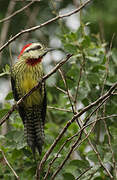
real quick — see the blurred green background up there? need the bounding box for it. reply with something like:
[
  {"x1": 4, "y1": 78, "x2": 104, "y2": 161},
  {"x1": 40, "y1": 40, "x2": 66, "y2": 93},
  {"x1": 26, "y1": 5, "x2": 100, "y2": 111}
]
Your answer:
[{"x1": 0, "y1": 0, "x2": 117, "y2": 180}]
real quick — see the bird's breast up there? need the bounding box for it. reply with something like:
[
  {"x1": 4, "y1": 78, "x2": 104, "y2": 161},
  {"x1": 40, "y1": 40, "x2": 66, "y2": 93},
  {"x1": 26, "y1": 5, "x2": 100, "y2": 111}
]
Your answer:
[
  {"x1": 22, "y1": 73, "x2": 36, "y2": 92},
  {"x1": 20, "y1": 73, "x2": 43, "y2": 107}
]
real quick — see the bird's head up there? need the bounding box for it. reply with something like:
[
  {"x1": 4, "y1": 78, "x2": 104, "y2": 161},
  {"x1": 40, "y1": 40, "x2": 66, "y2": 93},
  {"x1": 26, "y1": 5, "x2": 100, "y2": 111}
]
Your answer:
[{"x1": 18, "y1": 42, "x2": 53, "y2": 66}]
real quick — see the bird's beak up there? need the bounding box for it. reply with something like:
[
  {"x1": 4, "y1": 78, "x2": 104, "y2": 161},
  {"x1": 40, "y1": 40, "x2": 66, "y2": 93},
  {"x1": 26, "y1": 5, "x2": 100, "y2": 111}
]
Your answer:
[
  {"x1": 46, "y1": 48, "x2": 56, "y2": 53},
  {"x1": 42, "y1": 48, "x2": 55, "y2": 57}
]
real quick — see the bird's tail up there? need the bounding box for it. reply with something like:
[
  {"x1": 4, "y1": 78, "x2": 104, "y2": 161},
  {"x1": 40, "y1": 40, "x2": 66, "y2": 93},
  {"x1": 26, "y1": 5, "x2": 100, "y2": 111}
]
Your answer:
[{"x1": 24, "y1": 106, "x2": 45, "y2": 157}]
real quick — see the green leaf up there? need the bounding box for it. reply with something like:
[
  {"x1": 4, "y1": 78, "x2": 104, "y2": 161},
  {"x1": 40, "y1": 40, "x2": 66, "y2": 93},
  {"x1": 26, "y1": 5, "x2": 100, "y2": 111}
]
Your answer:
[
  {"x1": 69, "y1": 159, "x2": 90, "y2": 169},
  {"x1": 94, "y1": 177, "x2": 109, "y2": 180},
  {"x1": 87, "y1": 73, "x2": 100, "y2": 84},
  {"x1": 68, "y1": 123, "x2": 79, "y2": 134},
  {"x1": 92, "y1": 65, "x2": 106, "y2": 72},
  {"x1": 86, "y1": 56, "x2": 100, "y2": 62},
  {"x1": 103, "y1": 152, "x2": 112, "y2": 163},
  {"x1": 63, "y1": 173, "x2": 75, "y2": 180},
  {"x1": 0, "y1": 135, "x2": 5, "y2": 139},
  {"x1": 64, "y1": 44, "x2": 78, "y2": 54},
  {"x1": 0, "y1": 109, "x2": 9, "y2": 119},
  {"x1": 5, "y1": 92, "x2": 13, "y2": 100},
  {"x1": 82, "y1": 35, "x2": 91, "y2": 48},
  {"x1": 0, "y1": 64, "x2": 10, "y2": 77},
  {"x1": 87, "y1": 151, "x2": 98, "y2": 163},
  {"x1": 112, "y1": 48, "x2": 117, "y2": 65},
  {"x1": 5, "y1": 130, "x2": 23, "y2": 143},
  {"x1": 22, "y1": 148, "x2": 32, "y2": 158}
]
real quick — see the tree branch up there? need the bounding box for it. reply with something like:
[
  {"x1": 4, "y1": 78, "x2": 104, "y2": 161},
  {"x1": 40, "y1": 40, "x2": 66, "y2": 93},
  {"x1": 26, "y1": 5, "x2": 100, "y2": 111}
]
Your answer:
[
  {"x1": 0, "y1": 54, "x2": 72, "y2": 126},
  {"x1": 36, "y1": 82, "x2": 117, "y2": 179},
  {"x1": 0, "y1": 0, "x2": 91, "y2": 52},
  {"x1": 0, "y1": 0, "x2": 16, "y2": 64},
  {"x1": 0, "y1": 149, "x2": 20, "y2": 180},
  {"x1": 44, "y1": 114, "x2": 117, "y2": 179},
  {"x1": 51, "y1": 96, "x2": 113, "y2": 180},
  {"x1": 48, "y1": 106, "x2": 72, "y2": 113},
  {"x1": 0, "y1": 0, "x2": 36, "y2": 23}
]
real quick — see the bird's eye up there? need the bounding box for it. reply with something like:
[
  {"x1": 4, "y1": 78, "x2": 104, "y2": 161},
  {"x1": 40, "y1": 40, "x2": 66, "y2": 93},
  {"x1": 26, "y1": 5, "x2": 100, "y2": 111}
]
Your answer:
[
  {"x1": 25, "y1": 44, "x2": 42, "y2": 53},
  {"x1": 37, "y1": 45, "x2": 42, "y2": 49}
]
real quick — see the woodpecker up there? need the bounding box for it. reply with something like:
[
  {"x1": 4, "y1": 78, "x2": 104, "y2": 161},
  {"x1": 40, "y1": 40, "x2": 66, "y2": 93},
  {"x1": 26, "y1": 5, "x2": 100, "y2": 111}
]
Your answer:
[{"x1": 11, "y1": 42, "x2": 50, "y2": 157}]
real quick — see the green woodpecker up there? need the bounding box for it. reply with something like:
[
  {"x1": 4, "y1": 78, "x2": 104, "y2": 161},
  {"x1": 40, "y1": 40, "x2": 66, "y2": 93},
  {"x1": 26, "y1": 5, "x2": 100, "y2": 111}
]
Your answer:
[{"x1": 11, "y1": 42, "x2": 50, "y2": 156}]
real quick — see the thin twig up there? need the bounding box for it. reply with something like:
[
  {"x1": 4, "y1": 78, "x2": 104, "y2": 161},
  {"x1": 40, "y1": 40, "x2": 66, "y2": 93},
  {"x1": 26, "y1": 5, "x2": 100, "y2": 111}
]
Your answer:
[
  {"x1": 74, "y1": 55, "x2": 85, "y2": 107},
  {"x1": 55, "y1": 85, "x2": 67, "y2": 95},
  {"x1": 36, "y1": 82, "x2": 117, "y2": 179},
  {"x1": 0, "y1": 54, "x2": 72, "y2": 126},
  {"x1": 44, "y1": 114, "x2": 117, "y2": 180},
  {"x1": 0, "y1": 149, "x2": 20, "y2": 179},
  {"x1": 48, "y1": 106, "x2": 72, "y2": 113},
  {"x1": 58, "y1": 68, "x2": 75, "y2": 113},
  {"x1": 78, "y1": 111, "x2": 114, "y2": 180},
  {"x1": 20, "y1": 3, "x2": 39, "y2": 42},
  {"x1": 101, "y1": 33, "x2": 115, "y2": 96},
  {"x1": 103, "y1": 119, "x2": 117, "y2": 176},
  {"x1": 51, "y1": 96, "x2": 113, "y2": 180},
  {"x1": 87, "y1": 169, "x2": 98, "y2": 180},
  {"x1": 88, "y1": 139, "x2": 113, "y2": 179},
  {"x1": 52, "y1": 112, "x2": 113, "y2": 180},
  {"x1": 76, "y1": 167, "x2": 92, "y2": 180},
  {"x1": 0, "y1": 0, "x2": 91, "y2": 52},
  {"x1": 44, "y1": 113, "x2": 117, "y2": 179},
  {"x1": 0, "y1": 0, "x2": 16, "y2": 64},
  {"x1": 102, "y1": 99, "x2": 117, "y2": 177},
  {"x1": 58, "y1": 68, "x2": 82, "y2": 130},
  {"x1": 55, "y1": 85, "x2": 74, "y2": 101},
  {"x1": 74, "y1": 97, "x2": 110, "y2": 151},
  {"x1": 0, "y1": 1, "x2": 36, "y2": 23}
]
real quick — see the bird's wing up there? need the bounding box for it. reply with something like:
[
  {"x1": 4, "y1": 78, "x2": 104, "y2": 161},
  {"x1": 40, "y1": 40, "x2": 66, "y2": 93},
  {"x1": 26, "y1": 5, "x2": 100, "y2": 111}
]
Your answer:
[
  {"x1": 41, "y1": 82, "x2": 47, "y2": 125},
  {"x1": 11, "y1": 75, "x2": 19, "y2": 101},
  {"x1": 11, "y1": 74, "x2": 26, "y2": 124}
]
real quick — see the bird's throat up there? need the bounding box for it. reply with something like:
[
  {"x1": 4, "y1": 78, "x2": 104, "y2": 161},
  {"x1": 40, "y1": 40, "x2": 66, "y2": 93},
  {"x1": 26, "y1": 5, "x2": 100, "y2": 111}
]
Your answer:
[{"x1": 26, "y1": 57, "x2": 42, "y2": 66}]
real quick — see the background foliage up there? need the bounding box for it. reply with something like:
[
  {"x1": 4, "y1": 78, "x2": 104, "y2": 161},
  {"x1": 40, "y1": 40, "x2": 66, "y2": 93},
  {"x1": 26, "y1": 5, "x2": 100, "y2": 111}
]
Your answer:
[{"x1": 0, "y1": 0, "x2": 117, "y2": 180}]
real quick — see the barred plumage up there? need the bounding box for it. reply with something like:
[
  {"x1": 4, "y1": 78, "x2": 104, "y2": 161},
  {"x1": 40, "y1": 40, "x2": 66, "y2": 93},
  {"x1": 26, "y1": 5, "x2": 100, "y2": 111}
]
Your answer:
[
  {"x1": 22, "y1": 105, "x2": 45, "y2": 155},
  {"x1": 11, "y1": 43, "x2": 50, "y2": 157}
]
